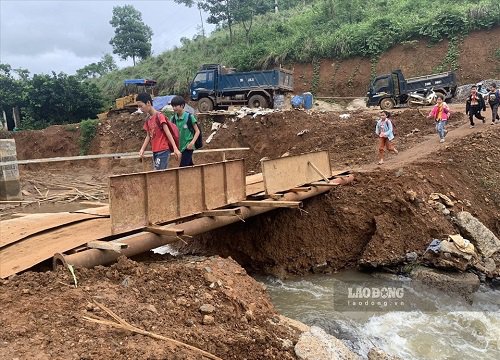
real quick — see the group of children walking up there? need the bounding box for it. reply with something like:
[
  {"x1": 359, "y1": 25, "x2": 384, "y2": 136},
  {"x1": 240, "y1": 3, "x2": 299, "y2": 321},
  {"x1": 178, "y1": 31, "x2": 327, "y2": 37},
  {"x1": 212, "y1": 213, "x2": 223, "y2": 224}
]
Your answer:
[
  {"x1": 375, "y1": 83, "x2": 500, "y2": 165},
  {"x1": 137, "y1": 93, "x2": 200, "y2": 171}
]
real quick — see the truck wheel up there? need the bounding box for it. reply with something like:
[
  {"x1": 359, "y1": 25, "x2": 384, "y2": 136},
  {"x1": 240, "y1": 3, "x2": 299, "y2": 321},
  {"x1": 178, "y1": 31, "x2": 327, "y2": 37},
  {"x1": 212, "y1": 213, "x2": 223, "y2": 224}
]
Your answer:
[
  {"x1": 198, "y1": 98, "x2": 214, "y2": 112},
  {"x1": 248, "y1": 95, "x2": 268, "y2": 109},
  {"x1": 380, "y1": 98, "x2": 395, "y2": 110}
]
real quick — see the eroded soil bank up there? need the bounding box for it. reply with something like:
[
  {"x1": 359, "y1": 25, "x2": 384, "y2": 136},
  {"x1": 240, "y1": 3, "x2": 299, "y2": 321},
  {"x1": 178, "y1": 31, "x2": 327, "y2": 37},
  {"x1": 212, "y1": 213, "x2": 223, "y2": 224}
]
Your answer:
[{"x1": 0, "y1": 257, "x2": 300, "y2": 359}]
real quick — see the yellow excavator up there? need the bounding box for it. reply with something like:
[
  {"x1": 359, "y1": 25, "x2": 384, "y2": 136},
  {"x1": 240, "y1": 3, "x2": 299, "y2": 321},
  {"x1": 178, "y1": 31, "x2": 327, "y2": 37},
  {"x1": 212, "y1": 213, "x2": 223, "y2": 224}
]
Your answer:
[{"x1": 99, "y1": 79, "x2": 157, "y2": 119}]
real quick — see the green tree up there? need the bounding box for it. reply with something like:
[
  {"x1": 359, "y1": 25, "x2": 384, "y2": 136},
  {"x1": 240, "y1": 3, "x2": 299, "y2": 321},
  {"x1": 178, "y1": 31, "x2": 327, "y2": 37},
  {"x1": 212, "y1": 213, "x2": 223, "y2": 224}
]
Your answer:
[
  {"x1": 0, "y1": 64, "x2": 25, "y2": 118},
  {"x1": 175, "y1": 1, "x2": 242, "y2": 43},
  {"x1": 76, "y1": 54, "x2": 118, "y2": 80},
  {"x1": 109, "y1": 5, "x2": 153, "y2": 66},
  {"x1": 100, "y1": 54, "x2": 118, "y2": 73},
  {"x1": 22, "y1": 72, "x2": 103, "y2": 128},
  {"x1": 175, "y1": 0, "x2": 274, "y2": 43}
]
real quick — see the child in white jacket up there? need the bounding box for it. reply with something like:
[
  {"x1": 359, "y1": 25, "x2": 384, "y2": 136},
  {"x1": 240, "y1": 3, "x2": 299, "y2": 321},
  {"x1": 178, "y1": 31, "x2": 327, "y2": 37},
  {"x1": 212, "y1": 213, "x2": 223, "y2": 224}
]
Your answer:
[{"x1": 375, "y1": 110, "x2": 398, "y2": 165}]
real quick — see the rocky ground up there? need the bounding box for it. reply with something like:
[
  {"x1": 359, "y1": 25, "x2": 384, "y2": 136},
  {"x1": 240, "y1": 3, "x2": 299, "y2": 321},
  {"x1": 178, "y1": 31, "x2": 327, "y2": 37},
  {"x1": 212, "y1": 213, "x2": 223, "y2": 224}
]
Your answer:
[{"x1": 0, "y1": 256, "x2": 301, "y2": 360}]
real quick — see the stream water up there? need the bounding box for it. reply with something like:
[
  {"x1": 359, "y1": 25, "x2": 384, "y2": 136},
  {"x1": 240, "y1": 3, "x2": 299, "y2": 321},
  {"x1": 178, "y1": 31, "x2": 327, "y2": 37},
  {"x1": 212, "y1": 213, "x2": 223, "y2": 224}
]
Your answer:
[{"x1": 258, "y1": 270, "x2": 500, "y2": 360}]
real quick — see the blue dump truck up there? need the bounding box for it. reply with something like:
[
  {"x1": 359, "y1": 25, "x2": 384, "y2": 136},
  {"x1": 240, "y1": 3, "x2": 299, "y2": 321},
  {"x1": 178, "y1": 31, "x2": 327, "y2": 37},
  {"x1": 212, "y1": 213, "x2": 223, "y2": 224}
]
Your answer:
[
  {"x1": 190, "y1": 64, "x2": 294, "y2": 112},
  {"x1": 366, "y1": 69, "x2": 457, "y2": 109}
]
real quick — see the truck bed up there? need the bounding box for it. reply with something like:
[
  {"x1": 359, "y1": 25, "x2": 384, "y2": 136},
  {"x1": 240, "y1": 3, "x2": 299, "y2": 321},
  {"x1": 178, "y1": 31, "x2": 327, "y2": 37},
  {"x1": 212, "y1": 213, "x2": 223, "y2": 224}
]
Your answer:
[
  {"x1": 406, "y1": 71, "x2": 456, "y2": 92},
  {"x1": 219, "y1": 69, "x2": 293, "y2": 92}
]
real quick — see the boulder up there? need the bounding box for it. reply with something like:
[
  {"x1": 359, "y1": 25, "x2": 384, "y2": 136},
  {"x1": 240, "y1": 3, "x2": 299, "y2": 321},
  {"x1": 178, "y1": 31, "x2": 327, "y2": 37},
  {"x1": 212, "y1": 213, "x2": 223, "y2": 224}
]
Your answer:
[
  {"x1": 411, "y1": 267, "x2": 480, "y2": 301},
  {"x1": 473, "y1": 257, "x2": 497, "y2": 278},
  {"x1": 295, "y1": 326, "x2": 360, "y2": 360},
  {"x1": 423, "y1": 239, "x2": 475, "y2": 271},
  {"x1": 368, "y1": 347, "x2": 403, "y2": 360},
  {"x1": 455, "y1": 212, "x2": 500, "y2": 257}
]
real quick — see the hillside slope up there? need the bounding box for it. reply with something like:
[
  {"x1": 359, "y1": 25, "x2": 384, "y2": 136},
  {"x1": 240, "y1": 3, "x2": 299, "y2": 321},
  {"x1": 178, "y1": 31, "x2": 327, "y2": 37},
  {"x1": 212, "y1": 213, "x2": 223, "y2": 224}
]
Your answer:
[{"x1": 293, "y1": 27, "x2": 500, "y2": 97}]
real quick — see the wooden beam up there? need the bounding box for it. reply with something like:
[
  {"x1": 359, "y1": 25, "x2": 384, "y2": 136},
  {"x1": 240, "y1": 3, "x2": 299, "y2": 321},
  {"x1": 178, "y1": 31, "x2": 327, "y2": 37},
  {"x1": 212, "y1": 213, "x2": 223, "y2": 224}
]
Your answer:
[
  {"x1": 145, "y1": 226, "x2": 185, "y2": 236},
  {"x1": 235, "y1": 200, "x2": 302, "y2": 208},
  {"x1": 201, "y1": 208, "x2": 243, "y2": 217},
  {"x1": 308, "y1": 161, "x2": 330, "y2": 182},
  {"x1": 269, "y1": 193, "x2": 284, "y2": 200},
  {"x1": 290, "y1": 186, "x2": 312, "y2": 192},
  {"x1": 0, "y1": 148, "x2": 250, "y2": 166},
  {"x1": 87, "y1": 241, "x2": 128, "y2": 252},
  {"x1": 310, "y1": 181, "x2": 338, "y2": 187}
]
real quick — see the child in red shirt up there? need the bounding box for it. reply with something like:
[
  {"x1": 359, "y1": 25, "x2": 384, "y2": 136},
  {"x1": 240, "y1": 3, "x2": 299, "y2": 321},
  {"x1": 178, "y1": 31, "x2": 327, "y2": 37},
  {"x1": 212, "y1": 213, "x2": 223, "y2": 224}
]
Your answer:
[{"x1": 137, "y1": 93, "x2": 181, "y2": 170}]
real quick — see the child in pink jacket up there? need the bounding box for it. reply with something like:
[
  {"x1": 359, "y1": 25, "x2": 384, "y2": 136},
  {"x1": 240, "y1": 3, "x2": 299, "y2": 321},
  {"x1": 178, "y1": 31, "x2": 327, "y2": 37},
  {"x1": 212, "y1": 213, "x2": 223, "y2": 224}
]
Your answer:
[{"x1": 428, "y1": 94, "x2": 450, "y2": 143}]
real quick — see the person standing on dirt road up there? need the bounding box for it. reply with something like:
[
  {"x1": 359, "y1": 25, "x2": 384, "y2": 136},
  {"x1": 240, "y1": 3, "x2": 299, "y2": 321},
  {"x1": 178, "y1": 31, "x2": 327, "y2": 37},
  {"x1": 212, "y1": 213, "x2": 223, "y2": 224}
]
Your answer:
[
  {"x1": 428, "y1": 94, "x2": 450, "y2": 143},
  {"x1": 170, "y1": 95, "x2": 200, "y2": 167},
  {"x1": 137, "y1": 93, "x2": 181, "y2": 170},
  {"x1": 465, "y1": 85, "x2": 486, "y2": 128},
  {"x1": 486, "y1": 83, "x2": 500, "y2": 125},
  {"x1": 375, "y1": 110, "x2": 398, "y2": 165}
]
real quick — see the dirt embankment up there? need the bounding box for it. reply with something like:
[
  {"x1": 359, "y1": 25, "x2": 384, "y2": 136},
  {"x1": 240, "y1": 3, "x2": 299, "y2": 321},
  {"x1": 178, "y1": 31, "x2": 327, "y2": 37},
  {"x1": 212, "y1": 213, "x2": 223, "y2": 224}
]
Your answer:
[
  {"x1": 0, "y1": 256, "x2": 299, "y2": 360},
  {"x1": 293, "y1": 27, "x2": 500, "y2": 97},
  {"x1": 183, "y1": 110, "x2": 500, "y2": 276}
]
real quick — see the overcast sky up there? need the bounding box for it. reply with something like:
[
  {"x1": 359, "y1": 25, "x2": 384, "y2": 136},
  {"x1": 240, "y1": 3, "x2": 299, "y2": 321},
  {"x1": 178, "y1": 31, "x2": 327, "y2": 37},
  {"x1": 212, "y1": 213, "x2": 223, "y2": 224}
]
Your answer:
[{"x1": 0, "y1": 0, "x2": 213, "y2": 75}]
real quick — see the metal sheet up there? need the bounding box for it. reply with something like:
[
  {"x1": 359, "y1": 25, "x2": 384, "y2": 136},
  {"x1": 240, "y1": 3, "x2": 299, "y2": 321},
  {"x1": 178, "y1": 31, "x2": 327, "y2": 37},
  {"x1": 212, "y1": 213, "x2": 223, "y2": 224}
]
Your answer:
[
  {"x1": 261, "y1": 151, "x2": 331, "y2": 194},
  {"x1": 110, "y1": 174, "x2": 147, "y2": 234},
  {"x1": 147, "y1": 170, "x2": 178, "y2": 224},
  {"x1": 203, "y1": 163, "x2": 226, "y2": 209},
  {"x1": 225, "y1": 160, "x2": 246, "y2": 203},
  {"x1": 178, "y1": 167, "x2": 204, "y2": 217},
  {"x1": 110, "y1": 160, "x2": 246, "y2": 234}
]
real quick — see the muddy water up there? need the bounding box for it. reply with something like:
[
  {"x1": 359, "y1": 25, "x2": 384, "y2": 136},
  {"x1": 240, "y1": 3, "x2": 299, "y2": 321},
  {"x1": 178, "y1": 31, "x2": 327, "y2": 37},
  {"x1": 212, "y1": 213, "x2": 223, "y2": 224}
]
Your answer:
[{"x1": 258, "y1": 270, "x2": 500, "y2": 360}]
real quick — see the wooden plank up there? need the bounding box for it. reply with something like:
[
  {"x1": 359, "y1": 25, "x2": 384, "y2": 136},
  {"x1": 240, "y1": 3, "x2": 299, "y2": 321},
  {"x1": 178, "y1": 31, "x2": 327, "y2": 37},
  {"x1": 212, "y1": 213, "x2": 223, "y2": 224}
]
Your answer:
[
  {"x1": 201, "y1": 208, "x2": 243, "y2": 217},
  {"x1": 73, "y1": 205, "x2": 110, "y2": 216},
  {"x1": 308, "y1": 161, "x2": 330, "y2": 182},
  {"x1": 261, "y1": 151, "x2": 331, "y2": 194},
  {"x1": 0, "y1": 206, "x2": 109, "y2": 248},
  {"x1": 310, "y1": 181, "x2": 339, "y2": 187},
  {"x1": 236, "y1": 200, "x2": 302, "y2": 208},
  {"x1": 290, "y1": 187, "x2": 312, "y2": 192},
  {"x1": 246, "y1": 181, "x2": 264, "y2": 196},
  {"x1": 331, "y1": 169, "x2": 351, "y2": 177},
  {"x1": 110, "y1": 173, "x2": 147, "y2": 234},
  {"x1": 0, "y1": 218, "x2": 111, "y2": 279},
  {"x1": 87, "y1": 241, "x2": 128, "y2": 252},
  {"x1": 246, "y1": 173, "x2": 263, "y2": 185},
  {"x1": 145, "y1": 226, "x2": 184, "y2": 236}
]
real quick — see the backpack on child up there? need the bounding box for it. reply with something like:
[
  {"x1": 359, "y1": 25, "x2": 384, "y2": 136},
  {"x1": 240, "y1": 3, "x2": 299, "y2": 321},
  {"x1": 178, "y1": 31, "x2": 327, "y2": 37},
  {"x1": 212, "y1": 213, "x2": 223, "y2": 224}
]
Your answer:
[
  {"x1": 155, "y1": 113, "x2": 180, "y2": 150},
  {"x1": 488, "y1": 90, "x2": 499, "y2": 104},
  {"x1": 173, "y1": 113, "x2": 203, "y2": 149}
]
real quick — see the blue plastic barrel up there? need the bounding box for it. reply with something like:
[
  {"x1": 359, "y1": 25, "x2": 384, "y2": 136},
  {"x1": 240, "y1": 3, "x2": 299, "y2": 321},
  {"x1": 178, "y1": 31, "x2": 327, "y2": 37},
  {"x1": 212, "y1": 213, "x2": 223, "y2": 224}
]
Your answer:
[
  {"x1": 291, "y1": 95, "x2": 304, "y2": 109},
  {"x1": 303, "y1": 92, "x2": 313, "y2": 110}
]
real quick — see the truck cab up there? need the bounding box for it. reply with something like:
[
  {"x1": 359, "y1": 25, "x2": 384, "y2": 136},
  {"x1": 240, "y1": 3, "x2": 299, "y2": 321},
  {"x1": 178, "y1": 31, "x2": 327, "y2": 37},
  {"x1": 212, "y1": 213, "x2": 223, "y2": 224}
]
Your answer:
[
  {"x1": 190, "y1": 65, "x2": 218, "y2": 102},
  {"x1": 366, "y1": 70, "x2": 407, "y2": 110}
]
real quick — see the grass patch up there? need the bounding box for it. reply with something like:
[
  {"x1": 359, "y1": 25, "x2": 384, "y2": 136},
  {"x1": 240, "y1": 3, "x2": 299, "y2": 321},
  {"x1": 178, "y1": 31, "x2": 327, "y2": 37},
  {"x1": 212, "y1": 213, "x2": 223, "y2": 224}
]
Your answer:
[{"x1": 79, "y1": 119, "x2": 99, "y2": 155}]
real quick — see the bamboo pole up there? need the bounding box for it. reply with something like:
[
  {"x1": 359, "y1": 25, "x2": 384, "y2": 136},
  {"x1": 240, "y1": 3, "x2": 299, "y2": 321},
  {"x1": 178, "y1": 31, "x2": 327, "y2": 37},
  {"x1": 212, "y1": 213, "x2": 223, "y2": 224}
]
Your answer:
[
  {"x1": 0, "y1": 148, "x2": 250, "y2": 166},
  {"x1": 84, "y1": 301, "x2": 222, "y2": 360}
]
